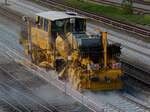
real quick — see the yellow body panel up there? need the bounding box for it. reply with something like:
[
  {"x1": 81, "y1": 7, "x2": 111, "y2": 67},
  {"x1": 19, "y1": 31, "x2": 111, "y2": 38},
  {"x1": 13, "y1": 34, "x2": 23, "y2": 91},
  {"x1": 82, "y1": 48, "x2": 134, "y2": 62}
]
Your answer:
[
  {"x1": 68, "y1": 64, "x2": 123, "y2": 90},
  {"x1": 80, "y1": 80, "x2": 123, "y2": 91},
  {"x1": 55, "y1": 33, "x2": 78, "y2": 60},
  {"x1": 56, "y1": 35, "x2": 69, "y2": 60},
  {"x1": 31, "y1": 27, "x2": 49, "y2": 50},
  {"x1": 99, "y1": 69, "x2": 123, "y2": 80}
]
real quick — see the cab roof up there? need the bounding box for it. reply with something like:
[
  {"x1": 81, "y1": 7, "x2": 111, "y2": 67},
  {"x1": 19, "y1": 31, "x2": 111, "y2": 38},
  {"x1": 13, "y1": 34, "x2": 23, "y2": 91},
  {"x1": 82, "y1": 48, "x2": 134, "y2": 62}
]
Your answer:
[{"x1": 36, "y1": 11, "x2": 85, "y2": 21}]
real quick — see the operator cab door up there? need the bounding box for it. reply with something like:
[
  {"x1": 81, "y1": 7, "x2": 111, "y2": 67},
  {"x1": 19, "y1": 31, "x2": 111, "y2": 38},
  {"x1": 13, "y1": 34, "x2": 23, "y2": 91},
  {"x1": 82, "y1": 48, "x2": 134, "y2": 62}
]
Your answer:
[
  {"x1": 36, "y1": 16, "x2": 49, "y2": 32},
  {"x1": 32, "y1": 16, "x2": 50, "y2": 50}
]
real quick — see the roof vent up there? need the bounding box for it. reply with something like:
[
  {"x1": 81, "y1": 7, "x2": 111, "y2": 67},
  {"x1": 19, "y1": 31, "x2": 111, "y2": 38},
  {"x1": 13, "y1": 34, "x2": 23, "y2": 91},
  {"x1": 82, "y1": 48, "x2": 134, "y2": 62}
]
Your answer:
[{"x1": 66, "y1": 11, "x2": 78, "y2": 16}]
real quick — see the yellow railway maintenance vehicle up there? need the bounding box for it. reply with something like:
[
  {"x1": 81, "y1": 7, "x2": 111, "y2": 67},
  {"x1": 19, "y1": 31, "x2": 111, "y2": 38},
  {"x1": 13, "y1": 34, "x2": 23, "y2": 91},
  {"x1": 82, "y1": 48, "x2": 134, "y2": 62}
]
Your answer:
[{"x1": 20, "y1": 11, "x2": 124, "y2": 90}]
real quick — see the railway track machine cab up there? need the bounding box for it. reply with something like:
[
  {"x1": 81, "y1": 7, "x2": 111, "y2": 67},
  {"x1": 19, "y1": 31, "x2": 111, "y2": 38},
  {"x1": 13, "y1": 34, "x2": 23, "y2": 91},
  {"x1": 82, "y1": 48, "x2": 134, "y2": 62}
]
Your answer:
[{"x1": 20, "y1": 11, "x2": 124, "y2": 90}]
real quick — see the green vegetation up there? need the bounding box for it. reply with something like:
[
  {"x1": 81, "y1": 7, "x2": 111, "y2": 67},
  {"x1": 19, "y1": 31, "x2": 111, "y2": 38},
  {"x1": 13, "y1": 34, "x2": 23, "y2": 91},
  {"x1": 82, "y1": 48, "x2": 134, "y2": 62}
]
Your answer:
[
  {"x1": 32, "y1": 0, "x2": 39, "y2": 3},
  {"x1": 121, "y1": 0, "x2": 133, "y2": 14},
  {"x1": 65, "y1": 0, "x2": 150, "y2": 26}
]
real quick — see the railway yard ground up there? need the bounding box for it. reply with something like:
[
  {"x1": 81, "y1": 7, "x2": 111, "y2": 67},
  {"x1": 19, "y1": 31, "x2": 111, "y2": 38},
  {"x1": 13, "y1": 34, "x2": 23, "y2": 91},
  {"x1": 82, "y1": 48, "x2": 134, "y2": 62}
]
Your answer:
[{"x1": 0, "y1": 0, "x2": 150, "y2": 112}]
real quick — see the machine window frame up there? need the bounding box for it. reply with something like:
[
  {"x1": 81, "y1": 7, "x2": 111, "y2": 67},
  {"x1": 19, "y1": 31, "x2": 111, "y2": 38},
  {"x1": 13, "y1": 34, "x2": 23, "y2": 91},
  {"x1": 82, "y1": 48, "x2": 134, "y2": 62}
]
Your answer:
[
  {"x1": 44, "y1": 19, "x2": 48, "y2": 32},
  {"x1": 75, "y1": 18, "x2": 86, "y2": 32},
  {"x1": 37, "y1": 17, "x2": 43, "y2": 30}
]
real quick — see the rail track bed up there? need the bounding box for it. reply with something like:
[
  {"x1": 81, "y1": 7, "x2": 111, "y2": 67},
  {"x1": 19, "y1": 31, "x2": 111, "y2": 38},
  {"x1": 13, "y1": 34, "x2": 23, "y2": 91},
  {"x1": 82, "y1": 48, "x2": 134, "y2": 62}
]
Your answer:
[
  {"x1": 0, "y1": 53, "x2": 59, "y2": 112},
  {"x1": 122, "y1": 60, "x2": 150, "y2": 88},
  {"x1": 134, "y1": 0, "x2": 150, "y2": 5},
  {"x1": 0, "y1": 4, "x2": 23, "y2": 24},
  {"x1": 125, "y1": 75, "x2": 150, "y2": 93}
]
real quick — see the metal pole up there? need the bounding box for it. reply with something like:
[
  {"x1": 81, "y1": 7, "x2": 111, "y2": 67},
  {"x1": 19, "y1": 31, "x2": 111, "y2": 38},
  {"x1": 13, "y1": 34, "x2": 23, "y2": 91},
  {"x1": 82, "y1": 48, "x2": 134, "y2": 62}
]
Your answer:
[
  {"x1": 65, "y1": 81, "x2": 67, "y2": 95},
  {"x1": 102, "y1": 32, "x2": 107, "y2": 68},
  {"x1": 27, "y1": 18, "x2": 33, "y2": 61},
  {"x1": 5, "y1": 0, "x2": 7, "y2": 5}
]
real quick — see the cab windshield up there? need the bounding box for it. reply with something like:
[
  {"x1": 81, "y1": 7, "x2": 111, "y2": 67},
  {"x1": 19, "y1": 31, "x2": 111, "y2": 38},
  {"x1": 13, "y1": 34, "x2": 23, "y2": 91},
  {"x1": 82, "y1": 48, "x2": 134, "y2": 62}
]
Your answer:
[{"x1": 75, "y1": 18, "x2": 86, "y2": 32}]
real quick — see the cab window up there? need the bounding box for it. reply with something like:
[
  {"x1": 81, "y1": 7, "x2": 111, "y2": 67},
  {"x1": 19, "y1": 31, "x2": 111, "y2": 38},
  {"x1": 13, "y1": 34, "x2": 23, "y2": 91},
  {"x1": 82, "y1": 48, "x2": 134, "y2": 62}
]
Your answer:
[
  {"x1": 36, "y1": 16, "x2": 43, "y2": 29},
  {"x1": 44, "y1": 19, "x2": 48, "y2": 32},
  {"x1": 39, "y1": 17, "x2": 43, "y2": 29},
  {"x1": 75, "y1": 19, "x2": 86, "y2": 32}
]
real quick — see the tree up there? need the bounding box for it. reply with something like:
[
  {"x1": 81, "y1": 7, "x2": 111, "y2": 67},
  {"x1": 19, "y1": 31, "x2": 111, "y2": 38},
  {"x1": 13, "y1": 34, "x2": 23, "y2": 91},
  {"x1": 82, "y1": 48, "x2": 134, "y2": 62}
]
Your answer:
[{"x1": 122, "y1": 0, "x2": 133, "y2": 14}]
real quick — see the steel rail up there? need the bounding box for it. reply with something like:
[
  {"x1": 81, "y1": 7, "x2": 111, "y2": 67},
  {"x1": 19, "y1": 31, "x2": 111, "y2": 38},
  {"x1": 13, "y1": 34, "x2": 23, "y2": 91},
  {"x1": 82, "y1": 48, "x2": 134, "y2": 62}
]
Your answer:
[
  {"x1": 124, "y1": 62, "x2": 150, "y2": 92},
  {"x1": 134, "y1": 0, "x2": 150, "y2": 5},
  {"x1": 125, "y1": 72, "x2": 150, "y2": 86},
  {"x1": 0, "y1": 81, "x2": 55, "y2": 112},
  {"x1": 0, "y1": 97, "x2": 22, "y2": 112},
  {"x1": 125, "y1": 73, "x2": 150, "y2": 94},
  {"x1": 40, "y1": 0, "x2": 150, "y2": 38},
  {"x1": 118, "y1": 93, "x2": 150, "y2": 111},
  {"x1": 121, "y1": 59, "x2": 150, "y2": 92},
  {"x1": 0, "y1": 63, "x2": 58, "y2": 112},
  {"x1": 122, "y1": 59, "x2": 150, "y2": 76},
  {"x1": 0, "y1": 5, "x2": 23, "y2": 24},
  {"x1": 126, "y1": 71, "x2": 150, "y2": 85},
  {"x1": 125, "y1": 80, "x2": 150, "y2": 96},
  {"x1": 8, "y1": 0, "x2": 40, "y2": 13},
  {"x1": 109, "y1": 39, "x2": 150, "y2": 58},
  {"x1": 0, "y1": 83, "x2": 32, "y2": 112},
  {"x1": 0, "y1": 66, "x2": 58, "y2": 112}
]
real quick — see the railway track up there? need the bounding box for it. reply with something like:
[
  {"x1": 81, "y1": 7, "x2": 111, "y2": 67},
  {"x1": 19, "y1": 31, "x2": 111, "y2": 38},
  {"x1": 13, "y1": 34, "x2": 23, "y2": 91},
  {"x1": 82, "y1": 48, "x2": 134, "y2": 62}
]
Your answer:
[
  {"x1": 0, "y1": 4, "x2": 23, "y2": 24},
  {"x1": 0, "y1": 51, "x2": 59, "y2": 112},
  {"x1": 134, "y1": 0, "x2": 150, "y2": 5},
  {"x1": 125, "y1": 74, "x2": 150, "y2": 96},
  {"x1": 121, "y1": 59, "x2": 150, "y2": 100},
  {"x1": 38, "y1": 0, "x2": 150, "y2": 38},
  {"x1": 0, "y1": 82, "x2": 52, "y2": 112},
  {"x1": 122, "y1": 60, "x2": 150, "y2": 86},
  {"x1": 90, "y1": 0, "x2": 150, "y2": 14},
  {"x1": 1, "y1": 1, "x2": 150, "y2": 110}
]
